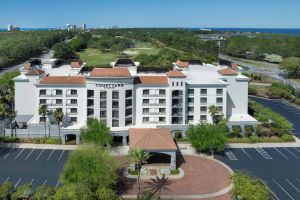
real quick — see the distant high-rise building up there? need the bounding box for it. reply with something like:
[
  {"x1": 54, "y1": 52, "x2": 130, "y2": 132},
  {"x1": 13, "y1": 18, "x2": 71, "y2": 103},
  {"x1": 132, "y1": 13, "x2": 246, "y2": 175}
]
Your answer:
[
  {"x1": 7, "y1": 24, "x2": 13, "y2": 31},
  {"x1": 82, "y1": 24, "x2": 87, "y2": 31},
  {"x1": 7, "y1": 24, "x2": 20, "y2": 31}
]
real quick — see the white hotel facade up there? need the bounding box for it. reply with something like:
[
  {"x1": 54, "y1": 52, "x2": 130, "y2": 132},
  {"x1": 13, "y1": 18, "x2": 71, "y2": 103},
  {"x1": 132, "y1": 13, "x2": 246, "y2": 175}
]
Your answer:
[{"x1": 13, "y1": 59, "x2": 258, "y2": 144}]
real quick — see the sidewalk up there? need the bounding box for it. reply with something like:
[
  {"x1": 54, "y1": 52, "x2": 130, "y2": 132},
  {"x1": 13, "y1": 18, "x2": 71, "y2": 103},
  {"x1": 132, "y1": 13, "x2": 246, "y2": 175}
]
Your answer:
[{"x1": 0, "y1": 143, "x2": 77, "y2": 150}]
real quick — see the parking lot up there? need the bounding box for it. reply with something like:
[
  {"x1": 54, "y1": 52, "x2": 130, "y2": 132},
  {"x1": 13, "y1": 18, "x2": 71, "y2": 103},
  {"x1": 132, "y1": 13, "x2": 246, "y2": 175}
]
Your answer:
[
  {"x1": 250, "y1": 96, "x2": 300, "y2": 138},
  {"x1": 0, "y1": 148, "x2": 70, "y2": 189},
  {"x1": 216, "y1": 147, "x2": 300, "y2": 200}
]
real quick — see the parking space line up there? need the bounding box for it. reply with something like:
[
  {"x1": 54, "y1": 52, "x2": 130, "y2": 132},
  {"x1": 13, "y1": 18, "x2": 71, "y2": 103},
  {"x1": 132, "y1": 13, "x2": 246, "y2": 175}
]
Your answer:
[
  {"x1": 36, "y1": 149, "x2": 44, "y2": 160},
  {"x1": 14, "y1": 148, "x2": 24, "y2": 160},
  {"x1": 284, "y1": 148, "x2": 299, "y2": 159},
  {"x1": 296, "y1": 178, "x2": 300, "y2": 184},
  {"x1": 3, "y1": 148, "x2": 15, "y2": 160},
  {"x1": 274, "y1": 148, "x2": 289, "y2": 159},
  {"x1": 47, "y1": 149, "x2": 55, "y2": 161},
  {"x1": 225, "y1": 150, "x2": 238, "y2": 160},
  {"x1": 261, "y1": 180, "x2": 280, "y2": 200},
  {"x1": 57, "y1": 150, "x2": 65, "y2": 162},
  {"x1": 293, "y1": 147, "x2": 300, "y2": 153},
  {"x1": 241, "y1": 148, "x2": 253, "y2": 159},
  {"x1": 43, "y1": 179, "x2": 47, "y2": 185},
  {"x1": 4, "y1": 177, "x2": 9, "y2": 184},
  {"x1": 273, "y1": 179, "x2": 295, "y2": 200},
  {"x1": 25, "y1": 149, "x2": 34, "y2": 160},
  {"x1": 285, "y1": 178, "x2": 300, "y2": 193},
  {"x1": 30, "y1": 178, "x2": 35, "y2": 184},
  {"x1": 255, "y1": 147, "x2": 272, "y2": 159},
  {"x1": 14, "y1": 178, "x2": 22, "y2": 189}
]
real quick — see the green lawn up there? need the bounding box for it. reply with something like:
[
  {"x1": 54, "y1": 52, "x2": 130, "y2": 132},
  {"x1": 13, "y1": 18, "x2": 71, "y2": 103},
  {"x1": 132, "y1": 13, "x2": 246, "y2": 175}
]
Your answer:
[{"x1": 78, "y1": 48, "x2": 119, "y2": 67}]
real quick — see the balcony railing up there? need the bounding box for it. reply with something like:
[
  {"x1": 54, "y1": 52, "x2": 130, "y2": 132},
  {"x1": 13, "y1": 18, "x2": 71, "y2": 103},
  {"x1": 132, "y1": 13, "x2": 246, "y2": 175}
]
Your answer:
[{"x1": 66, "y1": 94, "x2": 78, "y2": 97}]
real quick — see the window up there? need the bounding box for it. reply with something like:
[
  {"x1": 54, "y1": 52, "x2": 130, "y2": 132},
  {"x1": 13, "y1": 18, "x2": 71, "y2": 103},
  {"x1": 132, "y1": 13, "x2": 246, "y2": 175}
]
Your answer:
[
  {"x1": 39, "y1": 117, "x2": 46, "y2": 123},
  {"x1": 125, "y1": 118, "x2": 132, "y2": 126},
  {"x1": 71, "y1": 99, "x2": 77, "y2": 105},
  {"x1": 176, "y1": 82, "x2": 179, "y2": 86},
  {"x1": 126, "y1": 90, "x2": 132, "y2": 98},
  {"x1": 100, "y1": 110, "x2": 106, "y2": 117},
  {"x1": 112, "y1": 110, "x2": 119, "y2": 118},
  {"x1": 56, "y1": 90, "x2": 62, "y2": 96},
  {"x1": 159, "y1": 108, "x2": 166, "y2": 113},
  {"x1": 39, "y1": 90, "x2": 46, "y2": 96},
  {"x1": 143, "y1": 90, "x2": 149, "y2": 95},
  {"x1": 112, "y1": 119, "x2": 119, "y2": 127},
  {"x1": 112, "y1": 101, "x2": 119, "y2": 108},
  {"x1": 200, "y1": 106, "x2": 207, "y2": 113},
  {"x1": 125, "y1": 99, "x2": 132, "y2": 107},
  {"x1": 181, "y1": 82, "x2": 183, "y2": 86},
  {"x1": 70, "y1": 108, "x2": 77, "y2": 114},
  {"x1": 70, "y1": 117, "x2": 77, "y2": 123},
  {"x1": 125, "y1": 108, "x2": 132, "y2": 116},
  {"x1": 172, "y1": 82, "x2": 174, "y2": 86},
  {"x1": 112, "y1": 91, "x2": 119, "y2": 99},
  {"x1": 201, "y1": 89, "x2": 207, "y2": 95},
  {"x1": 159, "y1": 117, "x2": 165, "y2": 122},
  {"x1": 100, "y1": 101, "x2": 106, "y2": 108},
  {"x1": 216, "y1": 89, "x2": 223, "y2": 96},
  {"x1": 56, "y1": 99, "x2": 62, "y2": 105},
  {"x1": 100, "y1": 91, "x2": 107, "y2": 99},
  {"x1": 143, "y1": 117, "x2": 149, "y2": 122},
  {"x1": 200, "y1": 98, "x2": 207, "y2": 104},
  {"x1": 143, "y1": 99, "x2": 149, "y2": 105},
  {"x1": 188, "y1": 98, "x2": 194, "y2": 103},
  {"x1": 159, "y1": 89, "x2": 166, "y2": 95},
  {"x1": 188, "y1": 115, "x2": 194, "y2": 121},
  {"x1": 218, "y1": 106, "x2": 223, "y2": 113},
  {"x1": 71, "y1": 90, "x2": 77, "y2": 95},
  {"x1": 39, "y1": 99, "x2": 46, "y2": 105},
  {"x1": 159, "y1": 99, "x2": 166, "y2": 105},
  {"x1": 87, "y1": 99, "x2": 94, "y2": 107},
  {"x1": 188, "y1": 89, "x2": 194, "y2": 95},
  {"x1": 143, "y1": 108, "x2": 149, "y2": 114},
  {"x1": 200, "y1": 115, "x2": 207, "y2": 121},
  {"x1": 87, "y1": 90, "x2": 94, "y2": 98},
  {"x1": 216, "y1": 97, "x2": 223, "y2": 104},
  {"x1": 188, "y1": 107, "x2": 194, "y2": 113}
]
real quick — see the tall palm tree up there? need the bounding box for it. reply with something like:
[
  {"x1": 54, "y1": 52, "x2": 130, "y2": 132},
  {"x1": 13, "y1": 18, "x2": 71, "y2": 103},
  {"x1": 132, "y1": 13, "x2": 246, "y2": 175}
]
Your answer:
[
  {"x1": 209, "y1": 105, "x2": 219, "y2": 124},
  {"x1": 128, "y1": 148, "x2": 151, "y2": 198},
  {"x1": 7, "y1": 109, "x2": 17, "y2": 137},
  {"x1": 53, "y1": 108, "x2": 63, "y2": 140},
  {"x1": 38, "y1": 104, "x2": 48, "y2": 141},
  {"x1": 5, "y1": 89, "x2": 14, "y2": 109},
  {"x1": 0, "y1": 103, "x2": 8, "y2": 119}
]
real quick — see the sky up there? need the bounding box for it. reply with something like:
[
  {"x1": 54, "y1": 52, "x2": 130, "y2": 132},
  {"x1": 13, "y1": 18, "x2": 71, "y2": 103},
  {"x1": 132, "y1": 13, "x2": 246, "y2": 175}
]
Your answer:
[{"x1": 0, "y1": 0, "x2": 299, "y2": 29}]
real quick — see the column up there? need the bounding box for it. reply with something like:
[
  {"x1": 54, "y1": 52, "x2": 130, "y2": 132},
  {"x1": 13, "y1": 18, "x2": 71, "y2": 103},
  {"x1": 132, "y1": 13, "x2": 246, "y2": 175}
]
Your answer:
[
  {"x1": 122, "y1": 136, "x2": 127, "y2": 146},
  {"x1": 76, "y1": 134, "x2": 80, "y2": 145},
  {"x1": 61, "y1": 134, "x2": 65, "y2": 145},
  {"x1": 170, "y1": 152, "x2": 176, "y2": 169}
]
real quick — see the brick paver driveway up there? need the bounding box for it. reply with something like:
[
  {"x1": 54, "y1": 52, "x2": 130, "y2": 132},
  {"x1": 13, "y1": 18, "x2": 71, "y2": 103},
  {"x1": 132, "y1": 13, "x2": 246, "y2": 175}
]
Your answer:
[{"x1": 116, "y1": 155, "x2": 232, "y2": 198}]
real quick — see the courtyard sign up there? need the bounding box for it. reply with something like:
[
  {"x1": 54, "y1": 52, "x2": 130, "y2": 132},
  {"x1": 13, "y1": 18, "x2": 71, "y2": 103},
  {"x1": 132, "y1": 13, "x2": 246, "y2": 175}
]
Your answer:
[{"x1": 96, "y1": 83, "x2": 124, "y2": 89}]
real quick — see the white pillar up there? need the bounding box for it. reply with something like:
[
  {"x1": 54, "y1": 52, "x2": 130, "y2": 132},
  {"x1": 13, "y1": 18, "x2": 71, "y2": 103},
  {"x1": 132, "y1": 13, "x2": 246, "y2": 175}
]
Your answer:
[
  {"x1": 122, "y1": 136, "x2": 127, "y2": 146},
  {"x1": 170, "y1": 152, "x2": 176, "y2": 169}
]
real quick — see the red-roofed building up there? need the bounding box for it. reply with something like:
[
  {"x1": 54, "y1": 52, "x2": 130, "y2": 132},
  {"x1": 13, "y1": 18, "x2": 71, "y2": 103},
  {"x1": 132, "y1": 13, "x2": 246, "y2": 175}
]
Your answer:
[{"x1": 90, "y1": 68, "x2": 131, "y2": 77}]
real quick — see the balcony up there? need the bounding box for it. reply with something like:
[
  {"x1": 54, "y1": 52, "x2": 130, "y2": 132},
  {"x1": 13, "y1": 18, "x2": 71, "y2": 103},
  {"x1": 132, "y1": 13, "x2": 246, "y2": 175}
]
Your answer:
[
  {"x1": 67, "y1": 103, "x2": 78, "y2": 106},
  {"x1": 66, "y1": 94, "x2": 78, "y2": 97}
]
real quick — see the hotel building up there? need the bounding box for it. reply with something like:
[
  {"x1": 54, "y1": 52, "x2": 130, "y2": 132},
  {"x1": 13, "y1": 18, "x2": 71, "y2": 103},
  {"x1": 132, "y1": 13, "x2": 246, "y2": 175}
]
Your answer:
[{"x1": 13, "y1": 59, "x2": 258, "y2": 144}]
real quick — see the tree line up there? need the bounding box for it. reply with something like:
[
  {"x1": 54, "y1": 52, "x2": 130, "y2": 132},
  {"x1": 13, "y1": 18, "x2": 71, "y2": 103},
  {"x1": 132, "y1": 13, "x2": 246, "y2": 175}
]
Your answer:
[{"x1": 0, "y1": 30, "x2": 74, "y2": 68}]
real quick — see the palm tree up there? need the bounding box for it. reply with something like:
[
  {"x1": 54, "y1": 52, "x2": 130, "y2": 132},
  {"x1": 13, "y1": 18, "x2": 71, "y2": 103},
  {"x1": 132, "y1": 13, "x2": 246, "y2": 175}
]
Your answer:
[
  {"x1": 145, "y1": 174, "x2": 171, "y2": 196},
  {"x1": 5, "y1": 89, "x2": 14, "y2": 109},
  {"x1": 209, "y1": 105, "x2": 219, "y2": 124},
  {"x1": 38, "y1": 104, "x2": 48, "y2": 141},
  {"x1": 7, "y1": 109, "x2": 17, "y2": 137},
  {"x1": 0, "y1": 103, "x2": 8, "y2": 119},
  {"x1": 53, "y1": 108, "x2": 63, "y2": 140},
  {"x1": 128, "y1": 148, "x2": 151, "y2": 198}
]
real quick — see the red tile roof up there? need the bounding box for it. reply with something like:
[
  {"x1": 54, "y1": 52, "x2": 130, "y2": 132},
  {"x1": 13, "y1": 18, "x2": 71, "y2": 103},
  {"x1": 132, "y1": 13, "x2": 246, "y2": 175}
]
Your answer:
[
  {"x1": 90, "y1": 68, "x2": 131, "y2": 77},
  {"x1": 218, "y1": 68, "x2": 238, "y2": 75},
  {"x1": 231, "y1": 63, "x2": 239, "y2": 70},
  {"x1": 166, "y1": 70, "x2": 186, "y2": 78},
  {"x1": 71, "y1": 61, "x2": 83, "y2": 68},
  {"x1": 129, "y1": 128, "x2": 177, "y2": 150},
  {"x1": 135, "y1": 76, "x2": 168, "y2": 85},
  {"x1": 40, "y1": 76, "x2": 86, "y2": 84},
  {"x1": 176, "y1": 60, "x2": 189, "y2": 68},
  {"x1": 26, "y1": 69, "x2": 45, "y2": 76}
]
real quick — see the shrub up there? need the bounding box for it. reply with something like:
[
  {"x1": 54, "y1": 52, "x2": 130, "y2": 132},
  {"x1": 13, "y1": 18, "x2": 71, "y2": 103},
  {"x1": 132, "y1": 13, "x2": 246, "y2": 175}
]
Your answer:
[
  {"x1": 0, "y1": 182, "x2": 14, "y2": 200},
  {"x1": 53, "y1": 183, "x2": 94, "y2": 200},
  {"x1": 45, "y1": 138, "x2": 61, "y2": 144},
  {"x1": 232, "y1": 126, "x2": 242, "y2": 137},
  {"x1": 232, "y1": 171, "x2": 270, "y2": 200},
  {"x1": 281, "y1": 134, "x2": 295, "y2": 142},
  {"x1": 170, "y1": 169, "x2": 180, "y2": 175},
  {"x1": 249, "y1": 135, "x2": 260, "y2": 143},
  {"x1": 0, "y1": 136, "x2": 19, "y2": 143},
  {"x1": 245, "y1": 125, "x2": 254, "y2": 137},
  {"x1": 187, "y1": 123, "x2": 228, "y2": 153},
  {"x1": 11, "y1": 183, "x2": 32, "y2": 200},
  {"x1": 128, "y1": 168, "x2": 139, "y2": 175},
  {"x1": 248, "y1": 85, "x2": 257, "y2": 95},
  {"x1": 31, "y1": 185, "x2": 56, "y2": 200}
]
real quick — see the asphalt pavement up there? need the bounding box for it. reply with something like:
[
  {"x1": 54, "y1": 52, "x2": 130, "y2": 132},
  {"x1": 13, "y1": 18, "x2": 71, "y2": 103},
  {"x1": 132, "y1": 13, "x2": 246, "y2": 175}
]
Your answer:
[
  {"x1": 0, "y1": 147, "x2": 69, "y2": 188},
  {"x1": 216, "y1": 147, "x2": 300, "y2": 200}
]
